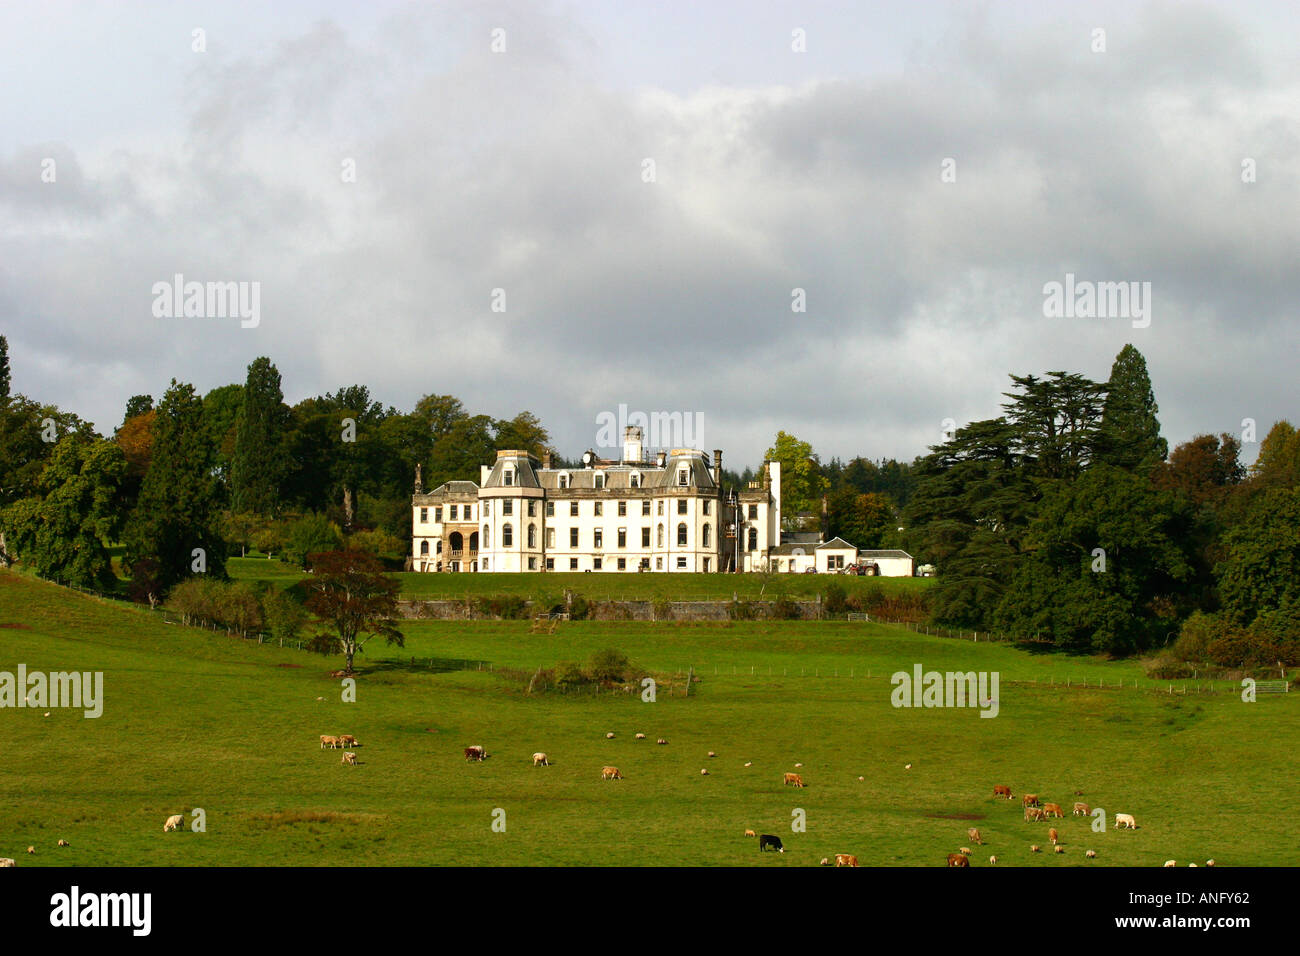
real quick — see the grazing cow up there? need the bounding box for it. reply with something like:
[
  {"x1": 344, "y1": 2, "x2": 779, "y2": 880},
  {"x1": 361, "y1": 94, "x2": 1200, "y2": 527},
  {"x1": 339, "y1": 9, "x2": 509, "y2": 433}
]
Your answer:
[
  {"x1": 601, "y1": 766, "x2": 622, "y2": 780},
  {"x1": 946, "y1": 853, "x2": 969, "y2": 867},
  {"x1": 1115, "y1": 813, "x2": 1137, "y2": 830},
  {"x1": 993, "y1": 785, "x2": 1013, "y2": 799},
  {"x1": 1206, "y1": 860, "x2": 1216, "y2": 867},
  {"x1": 834, "y1": 854, "x2": 859, "y2": 867},
  {"x1": 1042, "y1": 803, "x2": 1064, "y2": 819},
  {"x1": 820, "y1": 858, "x2": 830, "y2": 866},
  {"x1": 57, "y1": 839, "x2": 69, "y2": 847},
  {"x1": 656, "y1": 738, "x2": 667, "y2": 745},
  {"x1": 1073, "y1": 802, "x2": 1090, "y2": 816},
  {"x1": 1163, "y1": 860, "x2": 1176, "y2": 868},
  {"x1": 164, "y1": 815, "x2": 184, "y2": 833},
  {"x1": 746, "y1": 763, "x2": 754, "y2": 768},
  {"x1": 959, "y1": 847, "x2": 972, "y2": 856},
  {"x1": 1086, "y1": 850, "x2": 1097, "y2": 859},
  {"x1": 708, "y1": 751, "x2": 717, "y2": 758},
  {"x1": 532, "y1": 752, "x2": 550, "y2": 766},
  {"x1": 783, "y1": 772, "x2": 805, "y2": 788},
  {"x1": 1049, "y1": 827, "x2": 1059, "y2": 845},
  {"x1": 1023, "y1": 794, "x2": 1041, "y2": 808},
  {"x1": 320, "y1": 735, "x2": 340, "y2": 749},
  {"x1": 464, "y1": 745, "x2": 486, "y2": 761},
  {"x1": 635, "y1": 733, "x2": 646, "y2": 739},
  {"x1": 1030, "y1": 845, "x2": 1041, "y2": 853},
  {"x1": 1188, "y1": 863, "x2": 1197, "y2": 867},
  {"x1": 26, "y1": 847, "x2": 35, "y2": 855},
  {"x1": 606, "y1": 732, "x2": 615, "y2": 739},
  {"x1": 339, "y1": 734, "x2": 357, "y2": 748},
  {"x1": 988, "y1": 855, "x2": 998, "y2": 864},
  {"x1": 1024, "y1": 807, "x2": 1046, "y2": 822},
  {"x1": 744, "y1": 829, "x2": 756, "y2": 838},
  {"x1": 700, "y1": 768, "x2": 709, "y2": 775},
  {"x1": 341, "y1": 752, "x2": 357, "y2": 765},
  {"x1": 904, "y1": 763, "x2": 912, "y2": 770},
  {"x1": 1054, "y1": 845, "x2": 1065, "y2": 854},
  {"x1": 968, "y1": 827, "x2": 983, "y2": 845},
  {"x1": 758, "y1": 834, "x2": 784, "y2": 853},
  {"x1": 0, "y1": 859, "x2": 13, "y2": 867}
]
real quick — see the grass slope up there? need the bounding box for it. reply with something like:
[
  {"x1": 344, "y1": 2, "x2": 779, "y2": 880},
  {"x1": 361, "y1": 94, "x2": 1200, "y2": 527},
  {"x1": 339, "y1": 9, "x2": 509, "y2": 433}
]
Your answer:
[{"x1": 1, "y1": 569, "x2": 1293, "y2": 867}]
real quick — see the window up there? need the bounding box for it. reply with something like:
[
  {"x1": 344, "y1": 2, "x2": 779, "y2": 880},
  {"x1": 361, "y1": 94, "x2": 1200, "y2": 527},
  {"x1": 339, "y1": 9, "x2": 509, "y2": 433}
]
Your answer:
[
  {"x1": 617, "y1": 558, "x2": 626, "y2": 570},
  {"x1": 656, "y1": 557, "x2": 663, "y2": 570},
  {"x1": 630, "y1": 473, "x2": 640, "y2": 488},
  {"x1": 618, "y1": 501, "x2": 626, "y2": 517},
  {"x1": 528, "y1": 556, "x2": 536, "y2": 570},
  {"x1": 677, "y1": 523, "x2": 688, "y2": 547},
  {"x1": 678, "y1": 468, "x2": 688, "y2": 486},
  {"x1": 642, "y1": 500, "x2": 650, "y2": 516},
  {"x1": 467, "y1": 505, "x2": 475, "y2": 520},
  {"x1": 420, "y1": 541, "x2": 429, "y2": 555},
  {"x1": 617, "y1": 528, "x2": 627, "y2": 548},
  {"x1": 570, "y1": 558, "x2": 578, "y2": 570},
  {"x1": 657, "y1": 500, "x2": 664, "y2": 516},
  {"x1": 559, "y1": 473, "x2": 569, "y2": 489},
  {"x1": 678, "y1": 499, "x2": 687, "y2": 515},
  {"x1": 748, "y1": 504, "x2": 758, "y2": 519},
  {"x1": 450, "y1": 505, "x2": 458, "y2": 520},
  {"x1": 570, "y1": 528, "x2": 578, "y2": 548},
  {"x1": 593, "y1": 558, "x2": 602, "y2": 570},
  {"x1": 642, "y1": 527, "x2": 651, "y2": 548},
  {"x1": 528, "y1": 524, "x2": 537, "y2": 548},
  {"x1": 547, "y1": 528, "x2": 555, "y2": 548},
  {"x1": 657, "y1": 524, "x2": 664, "y2": 548},
  {"x1": 594, "y1": 502, "x2": 603, "y2": 516},
  {"x1": 527, "y1": 499, "x2": 536, "y2": 517},
  {"x1": 546, "y1": 558, "x2": 554, "y2": 570},
  {"x1": 504, "y1": 469, "x2": 513, "y2": 486},
  {"x1": 570, "y1": 501, "x2": 579, "y2": 517},
  {"x1": 747, "y1": 528, "x2": 757, "y2": 551},
  {"x1": 594, "y1": 529, "x2": 603, "y2": 549},
  {"x1": 677, "y1": 557, "x2": 687, "y2": 569},
  {"x1": 703, "y1": 500, "x2": 711, "y2": 515},
  {"x1": 436, "y1": 540, "x2": 442, "y2": 554},
  {"x1": 702, "y1": 524, "x2": 711, "y2": 548},
  {"x1": 595, "y1": 473, "x2": 605, "y2": 489},
  {"x1": 483, "y1": 501, "x2": 491, "y2": 516},
  {"x1": 435, "y1": 506, "x2": 442, "y2": 522},
  {"x1": 419, "y1": 507, "x2": 428, "y2": 523},
  {"x1": 482, "y1": 557, "x2": 489, "y2": 570},
  {"x1": 483, "y1": 524, "x2": 491, "y2": 548},
  {"x1": 503, "y1": 500, "x2": 513, "y2": 516},
  {"x1": 703, "y1": 558, "x2": 710, "y2": 572},
  {"x1": 502, "y1": 524, "x2": 513, "y2": 548},
  {"x1": 546, "y1": 501, "x2": 554, "y2": 517}
]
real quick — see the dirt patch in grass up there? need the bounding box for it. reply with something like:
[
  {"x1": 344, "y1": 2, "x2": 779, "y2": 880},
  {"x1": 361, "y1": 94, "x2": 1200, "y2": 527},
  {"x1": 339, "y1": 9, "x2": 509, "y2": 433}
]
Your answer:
[
  {"x1": 246, "y1": 811, "x2": 386, "y2": 829},
  {"x1": 0, "y1": 623, "x2": 31, "y2": 629},
  {"x1": 275, "y1": 663, "x2": 303, "y2": 668},
  {"x1": 925, "y1": 812, "x2": 985, "y2": 821}
]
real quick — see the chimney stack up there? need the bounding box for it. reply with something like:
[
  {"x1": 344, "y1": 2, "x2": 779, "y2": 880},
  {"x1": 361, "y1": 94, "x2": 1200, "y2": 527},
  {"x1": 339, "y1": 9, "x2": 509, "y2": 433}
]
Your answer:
[
  {"x1": 713, "y1": 449, "x2": 722, "y2": 485},
  {"x1": 543, "y1": 451, "x2": 552, "y2": 469}
]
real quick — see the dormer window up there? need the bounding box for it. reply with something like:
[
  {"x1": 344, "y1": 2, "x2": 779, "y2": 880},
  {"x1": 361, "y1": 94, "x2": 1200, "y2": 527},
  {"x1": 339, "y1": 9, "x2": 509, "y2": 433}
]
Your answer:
[
  {"x1": 559, "y1": 473, "x2": 570, "y2": 489},
  {"x1": 594, "y1": 473, "x2": 605, "y2": 489},
  {"x1": 504, "y1": 469, "x2": 514, "y2": 487},
  {"x1": 630, "y1": 473, "x2": 641, "y2": 488},
  {"x1": 678, "y1": 468, "x2": 688, "y2": 486}
]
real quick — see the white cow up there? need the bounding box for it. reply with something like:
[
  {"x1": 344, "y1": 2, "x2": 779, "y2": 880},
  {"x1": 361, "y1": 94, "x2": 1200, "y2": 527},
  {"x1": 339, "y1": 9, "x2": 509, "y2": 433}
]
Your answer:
[
  {"x1": 1115, "y1": 813, "x2": 1137, "y2": 829},
  {"x1": 532, "y1": 752, "x2": 549, "y2": 766},
  {"x1": 164, "y1": 814, "x2": 184, "y2": 833}
]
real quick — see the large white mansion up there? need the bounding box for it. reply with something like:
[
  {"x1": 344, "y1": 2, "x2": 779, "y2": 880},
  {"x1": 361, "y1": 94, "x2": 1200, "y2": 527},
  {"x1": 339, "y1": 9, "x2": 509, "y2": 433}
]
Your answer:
[{"x1": 411, "y1": 427, "x2": 783, "y2": 573}]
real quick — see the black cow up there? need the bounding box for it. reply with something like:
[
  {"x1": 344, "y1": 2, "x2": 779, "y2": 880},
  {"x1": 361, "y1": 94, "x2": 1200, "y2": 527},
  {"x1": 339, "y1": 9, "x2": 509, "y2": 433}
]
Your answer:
[{"x1": 758, "y1": 834, "x2": 784, "y2": 853}]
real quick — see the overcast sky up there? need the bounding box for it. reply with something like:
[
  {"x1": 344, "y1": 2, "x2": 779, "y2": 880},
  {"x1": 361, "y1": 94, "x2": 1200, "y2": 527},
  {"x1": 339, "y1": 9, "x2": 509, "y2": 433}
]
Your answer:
[{"x1": 2, "y1": 0, "x2": 1297, "y2": 470}]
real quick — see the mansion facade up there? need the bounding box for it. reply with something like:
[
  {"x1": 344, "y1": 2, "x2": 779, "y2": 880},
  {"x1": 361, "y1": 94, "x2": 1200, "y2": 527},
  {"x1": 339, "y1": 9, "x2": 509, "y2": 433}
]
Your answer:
[{"x1": 411, "y1": 427, "x2": 782, "y2": 573}]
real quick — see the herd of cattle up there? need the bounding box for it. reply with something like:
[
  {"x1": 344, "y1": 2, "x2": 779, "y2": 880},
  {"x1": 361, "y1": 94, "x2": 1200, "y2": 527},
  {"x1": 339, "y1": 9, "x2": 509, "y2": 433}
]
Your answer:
[{"x1": 940, "y1": 786, "x2": 1216, "y2": 867}]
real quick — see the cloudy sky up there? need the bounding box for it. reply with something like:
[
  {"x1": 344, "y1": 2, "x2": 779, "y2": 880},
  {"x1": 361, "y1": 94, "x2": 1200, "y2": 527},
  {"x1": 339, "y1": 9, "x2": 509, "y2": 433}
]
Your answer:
[{"x1": 2, "y1": 0, "x2": 1297, "y2": 470}]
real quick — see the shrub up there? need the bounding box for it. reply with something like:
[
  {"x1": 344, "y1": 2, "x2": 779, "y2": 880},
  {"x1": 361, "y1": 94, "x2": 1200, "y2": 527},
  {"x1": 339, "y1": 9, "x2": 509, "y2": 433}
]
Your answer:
[
  {"x1": 262, "y1": 587, "x2": 307, "y2": 644},
  {"x1": 589, "y1": 648, "x2": 631, "y2": 683},
  {"x1": 728, "y1": 599, "x2": 756, "y2": 620},
  {"x1": 568, "y1": 594, "x2": 592, "y2": 620},
  {"x1": 823, "y1": 582, "x2": 848, "y2": 615},
  {"x1": 287, "y1": 513, "x2": 343, "y2": 569},
  {"x1": 474, "y1": 595, "x2": 529, "y2": 619},
  {"x1": 771, "y1": 595, "x2": 802, "y2": 620},
  {"x1": 653, "y1": 599, "x2": 672, "y2": 621},
  {"x1": 555, "y1": 661, "x2": 588, "y2": 687}
]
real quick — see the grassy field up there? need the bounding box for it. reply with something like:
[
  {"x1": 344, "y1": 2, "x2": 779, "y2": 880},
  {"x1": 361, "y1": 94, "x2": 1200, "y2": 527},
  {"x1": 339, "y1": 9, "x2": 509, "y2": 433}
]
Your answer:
[
  {"x1": 227, "y1": 556, "x2": 934, "y2": 603},
  {"x1": 1, "y1": 568, "x2": 1293, "y2": 867}
]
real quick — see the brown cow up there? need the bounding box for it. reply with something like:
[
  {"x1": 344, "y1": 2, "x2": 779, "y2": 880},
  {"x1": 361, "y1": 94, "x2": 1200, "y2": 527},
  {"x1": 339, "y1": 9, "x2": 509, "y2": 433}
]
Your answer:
[
  {"x1": 464, "y1": 745, "x2": 486, "y2": 761},
  {"x1": 835, "y1": 853, "x2": 859, "y2": 867},
  {"x1": 968, "y1": 827, "x2": 983, "y2": 845},
  {"x1": 1073, "y1": 802, "x2": 1090, "y2": 816},
  {"x1": 1022, "y1": 793, "x2": 1041, "y2": 808},
  {"x1": 946, "y1": 853, "x2": 970, "y2": 867},
  {"x1": 339, "y1": 734, "x2": 357, "y2": 748},
  {"x1": 1042, "y1": 803, "x2": 1064, "y2": 819},
  {"x1": 320, "y1": 735, "x2": 340, "y2": 749},
  {"x1": 783, "y1": 772, "x2": 805, "y2": 788},
  {"x1": 993, "y1": 785, "x2": 1013, "y2": 799},
  {"x1": 1049, "y1": 827, "x2": 1059, "y2": 845},
  {"x1": 601, "y1": 766, "x2": 622, "y2": 780},
  {"x1": 341, "y1": 751, "x2": 357, "y2": 765},
  {"x1": 1024, "y1": 807, "x2": 1046, "y2": 822}
]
